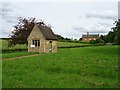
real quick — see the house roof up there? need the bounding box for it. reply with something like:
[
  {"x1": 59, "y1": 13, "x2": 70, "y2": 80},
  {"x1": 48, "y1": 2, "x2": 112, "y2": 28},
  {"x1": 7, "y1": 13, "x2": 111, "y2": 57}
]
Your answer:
[
  {"x1": 82, "y1": 34, "x2": 99, "y2": 38},
  {"x1": 38, "y1": 24, "x2": 58, "y2": 40}
]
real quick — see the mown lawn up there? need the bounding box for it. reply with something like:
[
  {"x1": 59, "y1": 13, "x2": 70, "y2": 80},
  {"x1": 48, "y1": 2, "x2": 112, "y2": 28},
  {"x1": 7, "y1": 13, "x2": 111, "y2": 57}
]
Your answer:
[
  {"x1": 2, "y1": 51, "x2": 38, "y2": 59},
  {"x1": 1, "y1": 39, "x2": 27, "y2": 50},
  {"x1": 1, "y1": 39, "x2": 91, "y2": 59},
  {"x1": 2, "y1": 46, "x2": 118, "y2": 88},
  {"x1": 1, "y1": 39, "x2": 93, "y2": 59},
  {"x1": 57, "y1": 41, "x2": 89, "y2": 47}
]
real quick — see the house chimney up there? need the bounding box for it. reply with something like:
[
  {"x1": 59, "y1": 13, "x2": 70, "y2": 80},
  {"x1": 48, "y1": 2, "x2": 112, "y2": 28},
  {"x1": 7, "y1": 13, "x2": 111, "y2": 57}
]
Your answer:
[{"x1": 87, "y1": 32, "x2": 89, "y2": 36}]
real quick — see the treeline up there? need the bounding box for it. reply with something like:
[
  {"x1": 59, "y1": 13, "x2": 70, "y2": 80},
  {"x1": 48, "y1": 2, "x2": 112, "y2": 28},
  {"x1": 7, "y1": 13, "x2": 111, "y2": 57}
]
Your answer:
[
  {"x1": 83, "y1": 20, "x2": 120, "y2": 45},
  {"x1": 56, "y1": 20, "x2": 120, "y2": 45},
  {"x1": 55, "y1": 34, "x2": 90, "y2": 44},
  {"x1": 55, "y1": 34, "x2": 71, "y2": 41},
  {"x1": 100, "y1": 19, "x2": 120, "y2": 45}
]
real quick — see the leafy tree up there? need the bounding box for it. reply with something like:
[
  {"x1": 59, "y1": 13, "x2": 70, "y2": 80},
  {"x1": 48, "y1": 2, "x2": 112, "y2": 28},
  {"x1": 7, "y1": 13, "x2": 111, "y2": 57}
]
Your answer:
[
  {"x1": 8, "y1": 17, "x2": 46, "y2": 47},
  {"x1": 111, "y1": 19, "x2": 120, "y2": 45},
  {"x1": 96, "y1": 38, "x2": 105, "y2": 44},
  {"x1": 104, "y1": 31, "x2": 116, "y2": 43},
  {"x1": 89, "y1": 38, "x2": 105, "y2": 44},
  {"x1": 55, "y1": 34, "x2": 64, "y2": 40},
  {"x1": 55, "y1": 34, "x2": 71, "y2": 41},
  {"x1": 100, "y1": 19, "x2": 120, "y2": 45},
  {"x1": 65, "y1": 37, "x2": 71, "y2": 40},
  {"x1": 79, "y1": 38, "x2": 82, "y2": 41}
]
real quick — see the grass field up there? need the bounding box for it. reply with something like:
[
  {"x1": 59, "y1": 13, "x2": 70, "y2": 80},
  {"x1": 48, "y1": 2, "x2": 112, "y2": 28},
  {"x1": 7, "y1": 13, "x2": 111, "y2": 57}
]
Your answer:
[
  {"x1": 57, "y1": 41, "x2": 89, "y2": 47},
  {"x1": 1, "y1": 39, "x2": 90, "y2": 50},
  {"x1": 1, "y1": 39, "x2": 27, "y2": 50},
  {"x1": 1, "y1": 39, "x2": 92, "y2": 59},
  {"x1": 2, "y1": 51, "x2": 38, "y2": 59},
  {"x1": 2, "y1": 46, "x2": 118, "y2": 88}
]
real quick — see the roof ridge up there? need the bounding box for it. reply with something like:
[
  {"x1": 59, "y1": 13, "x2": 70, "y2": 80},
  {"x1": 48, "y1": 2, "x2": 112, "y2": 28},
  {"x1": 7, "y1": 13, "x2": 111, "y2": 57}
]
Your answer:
[{"x1": 37, "y1": 24, "x2": 58, "y2": 40}]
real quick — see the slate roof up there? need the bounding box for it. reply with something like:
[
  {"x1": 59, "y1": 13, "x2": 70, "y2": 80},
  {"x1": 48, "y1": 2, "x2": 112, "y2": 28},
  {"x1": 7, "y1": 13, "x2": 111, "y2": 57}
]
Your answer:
[
  {"x1": 38, "y1": 24, "x2": 58, "y2": 40},
  {"x1": 82, "y1": 34, "x2": 99, "y2": 38}
]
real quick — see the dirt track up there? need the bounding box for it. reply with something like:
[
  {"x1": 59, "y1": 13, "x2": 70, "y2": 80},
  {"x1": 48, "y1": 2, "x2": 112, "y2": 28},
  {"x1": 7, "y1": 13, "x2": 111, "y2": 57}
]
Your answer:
[{"x1": 1, "y1": 54, "x2": 41, "y2": 61}]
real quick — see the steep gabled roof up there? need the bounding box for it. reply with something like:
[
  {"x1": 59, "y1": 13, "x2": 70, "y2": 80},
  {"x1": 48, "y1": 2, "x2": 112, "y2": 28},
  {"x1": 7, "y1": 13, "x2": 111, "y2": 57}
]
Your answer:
[{"x1": 38, "y1": 24, "x2": 58, "y2": 40}]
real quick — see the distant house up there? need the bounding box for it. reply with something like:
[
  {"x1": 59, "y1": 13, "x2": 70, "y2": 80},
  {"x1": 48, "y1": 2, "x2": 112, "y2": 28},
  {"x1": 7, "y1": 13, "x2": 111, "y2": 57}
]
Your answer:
[
  {"x1": 82, "y1": 32, "x2": 99, "y2": 42},
  {"x1": 27, "y1": 24, "x2": 58, "y2": 53}
]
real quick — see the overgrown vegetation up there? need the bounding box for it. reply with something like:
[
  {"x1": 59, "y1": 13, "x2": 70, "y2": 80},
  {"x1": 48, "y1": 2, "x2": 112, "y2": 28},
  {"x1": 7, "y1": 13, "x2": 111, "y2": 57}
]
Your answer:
[{"x1": 2, "y1": 46, "x2": 118, "y2": 88}]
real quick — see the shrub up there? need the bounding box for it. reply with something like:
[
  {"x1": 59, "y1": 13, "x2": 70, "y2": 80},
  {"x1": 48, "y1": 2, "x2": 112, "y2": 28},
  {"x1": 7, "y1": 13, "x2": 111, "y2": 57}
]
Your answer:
[{"x1": 89, "y1": 38, "x2": 105, "y2": 44}]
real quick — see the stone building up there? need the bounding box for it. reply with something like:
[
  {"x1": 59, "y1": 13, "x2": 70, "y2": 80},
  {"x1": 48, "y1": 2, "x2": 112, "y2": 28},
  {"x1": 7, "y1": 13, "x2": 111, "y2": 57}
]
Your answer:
[{"x1": 27, "y1": 24, "x2": 57, "y2": 53}]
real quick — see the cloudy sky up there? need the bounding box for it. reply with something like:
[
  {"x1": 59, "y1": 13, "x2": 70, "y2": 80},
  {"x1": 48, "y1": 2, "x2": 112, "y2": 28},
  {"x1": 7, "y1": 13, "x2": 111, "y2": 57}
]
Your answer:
[{"x1": 0, "y1": 0, "x2": 119, "y2": 39}]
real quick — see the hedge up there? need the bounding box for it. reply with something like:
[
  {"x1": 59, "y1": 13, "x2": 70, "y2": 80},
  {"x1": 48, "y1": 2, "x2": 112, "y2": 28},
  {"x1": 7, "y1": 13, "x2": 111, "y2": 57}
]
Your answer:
[
  {"x1": 1, "y1": 43, "x2": 104, "y2": 53},
  {"x1": 1, "y1": 48, "x2": 28, "y2": 53}
]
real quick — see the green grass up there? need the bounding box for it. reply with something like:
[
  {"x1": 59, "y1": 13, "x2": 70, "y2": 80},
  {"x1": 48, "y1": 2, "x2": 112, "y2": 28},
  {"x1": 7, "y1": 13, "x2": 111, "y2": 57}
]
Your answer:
[
  {"x1": 2, "y1": 46, "x2": 118, "y2": 88},
  {"x1": 1, "y1": 39, "x2": 27, "y2": 50},
  {"x1": 57, "y1": 41, "x2": 90, "y2": 47},
  {"x1": 0, "y1": 39, "x2": 8, "y2": 50},
  {"x1": 1, "y1": 39, "x2": 92, "y2": 59},
  {"x1": 2, "y1": 51, "x2": 38, "y2": 59},
  {"x1": 1, "y1": 39, "x2": 90, "y2": 50},
  {"x1": 1, "y1": 39, "x2": 91, "y2": 59}
]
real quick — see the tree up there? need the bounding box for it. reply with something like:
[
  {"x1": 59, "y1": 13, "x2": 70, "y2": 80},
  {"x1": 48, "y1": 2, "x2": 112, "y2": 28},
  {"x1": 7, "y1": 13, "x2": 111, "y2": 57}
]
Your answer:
[
  {"x1": 100, "y1": 19, "x2": 120, "y2": 45},
  {"x1": 104, "y1": 31, "x2": 116, "y2": 43},
  {"x1": 111, "y1": 19, "x2": 120, "y2": 45},
  {"x1": 8, "y1": 17, "x2": 46, "y2": 47},
  {"x1": 55, "y1": 34, "x2": 64, "y2": 40},
  {"x1": 89, "y1": 38, "x2": 105, "y2": 44},
  {"x1": 79, "y1": 38, "x2": 82, "y2": 41}
]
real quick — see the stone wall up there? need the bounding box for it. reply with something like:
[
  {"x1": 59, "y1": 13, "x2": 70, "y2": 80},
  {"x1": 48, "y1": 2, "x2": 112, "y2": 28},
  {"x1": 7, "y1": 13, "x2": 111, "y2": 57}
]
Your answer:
[{"x1": 27, "y1": 25, "x2": 57, "y2": 53}]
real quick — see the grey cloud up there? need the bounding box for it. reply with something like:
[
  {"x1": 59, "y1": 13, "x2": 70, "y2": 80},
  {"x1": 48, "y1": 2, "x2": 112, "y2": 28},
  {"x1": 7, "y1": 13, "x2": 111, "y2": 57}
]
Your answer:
[
  {"x1": 98, "y1": 22, "x2": 112, "y2": 26},
  {"x1": 118, "y1": 1, "x2": 120, "y2": 19},
  {"x1": 72, "y1": 26, "x2": 86, "y2": 32},
  {"x1": 0, "y1": 7, "x2": 12, "y2": 12},
  {"x1": 0, "y1": 3, "x2": 13, "y2": 14},
  {"x1": 72, "y1": 24, "x2": 109, "y2": 34},
  {"x1": 6, "y1": 19, "x2": 15, "y2": 23},
  {"x1": 2, "y1": 29, "x2": 10, "y2": 35},
  {"x1": 62, "y1": 31, "x2": 82, "y2": 40},
  {"x1": 88, "y1": 24, "x2": 109, "y2": 33},
  {"x1": 85, "y1": 13, "x2": 117, "y2": 20},
  {"x1": 0, "y1": 3, "x2": 17, "y2": 25},
  {"x1": 0, "y1": 3, "x2": 20, "y2": 38},
  {"x1": 88, "y1": 29, "x2": 108, "y2": 33},
  {"x1": 1, "y1": 33, "x2": 9, "y2": 37},
  {"x1": 72, "y1": 26, "x2": 88, "y2": 35},
  {"x1": 2, "y1": 31, "x2": 10, "y2": 35}
]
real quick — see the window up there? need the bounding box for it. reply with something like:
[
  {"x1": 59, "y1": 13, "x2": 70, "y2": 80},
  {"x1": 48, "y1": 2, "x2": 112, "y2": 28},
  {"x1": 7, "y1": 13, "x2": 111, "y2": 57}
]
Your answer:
[
  {"x1": 50, "y1": 41, "x2": 52, "y2": 48},
  {"x1": 38, "y1": 40, "x2": 40, "y2": 46},
  {"x1": 32, "y1": 40, "x2": 35, "y2": 45},
  {"x1": 32, "y1": 40, "x2": 40, "y2": 47},
  {"x1": 35, "y1": 40, "x2": 37, "y2": 46}
]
